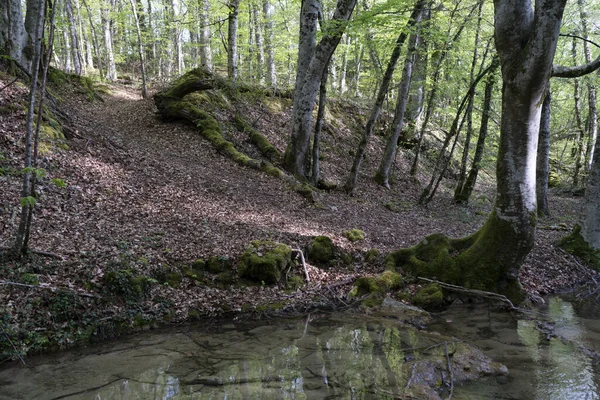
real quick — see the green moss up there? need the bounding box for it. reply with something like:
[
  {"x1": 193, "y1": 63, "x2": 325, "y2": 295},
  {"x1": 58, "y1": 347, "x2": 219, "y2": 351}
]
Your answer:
[
  {"x1": 340, "y1": 252, "x2": 353, "y2": 266},
  {"x1": 188, "y1": 309, "x2": 202, "y2": 320},
  {"x1": 206, "y1": 256, "x2": 231, "y2": 273},
  {"x1": 365, "y1": 248, "x2": 380, "y2": 263},
  {"x1": 361, "y1": 295, "x2": 383, "y2": 308},
  {"x1": 256, "y1": 300, "x2": 288, "y2": 312},
  {"x1": 354, "y1": 271, "x2": 403, "y2": 297},
  {"x1": 558, "y1": 224, "x2": 600, "y2": 270},
  {"x1": 293, "y1": 183, "x2": 315, "y2": 201},
  {"x1": 286, "y1": 275, "x2": 305, "y2": 290},
  {"x1": 233, "y1": 114, "x2": 281, "y2": 162},
  {"x1": 238, "y1": 241, "x2": 292, "y2": 284},
  {"x1": 413, "y1": 283, "x2": 444, "y2": 309},
  {"x1": 344, "y1": 229, "x2": 365, "y2": 242},
  {"x1": 307, "y1": 236, "x2": 334, "y2": 264},
  {"x1": 260, "y1": 162, "x2": 284, "y2": 178},
  {"x1": 163, "y1": 272, "x2": 182, "y2": 287},
  {"x1": 316, "y1": 180, "x2": 337, "y2": 191}
]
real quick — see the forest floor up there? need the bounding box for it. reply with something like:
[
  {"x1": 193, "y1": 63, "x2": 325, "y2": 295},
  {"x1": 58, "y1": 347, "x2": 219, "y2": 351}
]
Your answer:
[{"x1": 0, "y1": 72, "x2": 598, "y2": 359}]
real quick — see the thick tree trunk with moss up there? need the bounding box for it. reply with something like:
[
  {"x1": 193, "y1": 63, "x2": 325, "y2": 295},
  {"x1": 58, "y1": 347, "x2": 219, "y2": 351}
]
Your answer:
[{"x1": 388, "y1": 0, "x2": 567, "y2": 303}]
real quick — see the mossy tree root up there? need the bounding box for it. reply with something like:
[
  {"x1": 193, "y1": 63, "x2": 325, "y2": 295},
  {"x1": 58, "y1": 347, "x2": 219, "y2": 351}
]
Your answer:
[
  {"x1": 233, "y1": 114, "x2": 281, "y2": 163},
  {"x1": 386, "y1": 211, "x2": 528, "y2": 304},
  {"x1": 154, "y1": 68, "x2": 318, "y2": 200}
]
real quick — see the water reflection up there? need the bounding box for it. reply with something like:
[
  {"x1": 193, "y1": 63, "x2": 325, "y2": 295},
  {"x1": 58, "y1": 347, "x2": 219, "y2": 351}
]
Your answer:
[
  {"x1": 432, "y1": 297, "x2": 600, "y2": 400},
  {"x1": 1, "y1": 298, "x2": 599, "y2": 400}
]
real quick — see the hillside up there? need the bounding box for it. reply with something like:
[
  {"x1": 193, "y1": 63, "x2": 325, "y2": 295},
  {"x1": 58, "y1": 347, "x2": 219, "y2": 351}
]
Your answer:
[{"x1": 0, "y1": 70, "x2": 595, "y2": 359}]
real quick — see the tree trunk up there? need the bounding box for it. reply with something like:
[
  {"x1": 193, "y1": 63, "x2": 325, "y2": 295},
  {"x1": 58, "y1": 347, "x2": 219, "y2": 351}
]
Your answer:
[
  {"x1": 374, "y1": 26, "x2": 422, "y2": 188},
  {"x1": 129, "y1": 0, "x2": 148, "y2": 98},
  {"x1": 455, "y1": 68, "x2": 497, "y2": 204},
  {"x1": 339, "y1": 34, "x2": 349, "y2": 94},
  {"x1": 343, "y1": 0, "x2": 424, "y2": 194},
  {"x1": 65, "y1": 0, "x2": 82, "y2": 75},
  {"x1": 13, "y1": 0, "x2": 45, "y2": 255},
  {"x1": 283, "y1": 0, "x2": 356, "y2": 179},
  {"x1": 81, "y1": 0, "x2": 104, "y2": 78},
  {"x1": 536, "y1": 86, "x2": 552, "y2": 216},
  {"x1": 390, "y1": 0, "x2": 567, "y2": 304},
  {"x1": 227, "y1": 0, "x2": 240, "y2": 80},
  {"x1": 102, "y1": 0, "x2": 117, "y2": 81},
  {"x1": 1, "y1": 0, "x2": 26, "y2": 64},
  {"x1": 199, "y1": 0, "x2": 212, "y2": 71},
  {"x1": 311, "y1": 63, "x2": 329, "y2": 185},
  {"x1": 263, "y1": 0, "x2": 275, "y2": 86},
  {"x1": 571, "y1": 38, "x2": 585, "y2": 187},
  {"x1": 253, "y1": 4, "x2": 265, "y2": 83},
  {"x1": 23, "y1": 0, "x2": 44, "y2": 72},
  {"x1": 582, "y1": 117, "x2": 600, "y2": 249}
]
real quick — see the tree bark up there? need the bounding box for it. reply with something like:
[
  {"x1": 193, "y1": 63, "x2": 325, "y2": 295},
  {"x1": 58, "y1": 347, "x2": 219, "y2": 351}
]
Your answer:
[
  {"x1": 227, "y1": 0, "x2": 240, "y2": 80},
  {"x1": 583, "y1": 116, "x2": 600, "y2": 249},
  {"x1": 311, "y1": 63, "x2": 329, "y2": 185},
  {"x1": 571, "y1": 38, "x2": 585, "y2": 188},
  {"x1": 536, "y1": 86, "x2": 551, "y2": 216},
  {"x1": 263, "y1": 0, "x2": 276, "y2": 86},
  {"x1": 455, "y1": 67, "x2": 497, "y2": 204},
  {"x1": 343, "y1": 0, "x2": 425, "y2": 194},
  {"x1": 374, "y1": 25, "x2": 422, "y2": 188},
  {"x1": 129, "y1": 0, "x2": 148, "y2": 98},
  {"x1": 283, "y1": 0, "x2": 356, "y2": 179},
  {"x1": 199, "y1": 0, "x2": 212, "y2": 71},
  {"x1": 13, "y1": 0, "x2": 45, "y2": 255},
  {"x1": 65, "y1": 0, "x2": 82, "y2": 75},
  {"x1": 253, "y1": 4, "x2": 265, "y2": 83},
  {"x1": 102, "y1": 0, "x2": 117, "y2": 81}
]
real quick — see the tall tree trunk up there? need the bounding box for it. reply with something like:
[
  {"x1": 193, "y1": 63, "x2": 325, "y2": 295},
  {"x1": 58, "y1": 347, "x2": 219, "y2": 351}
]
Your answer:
[
  {"x1": 199, "y1": 0, "x2": 212, "y2": 71},
  {"x1": 409, "y1": 1, "x2": 479, "y2": 176},
  {"x1": 102, "y1": 0, "x2": 117, "y2": 81},
  {"x1": 312, "y1": 63, "x2": 329, "y2": 185},
  {"x1": 13, "y1": 0, "x2": 45, "y2": 255},
  {"x1": 23, "y1": 0, "x2": 44, "y2": 72},
  {"x1": 227, "y1": 0, "x2": 240, "y2": 80},
  {"x1": 343, "y1": 0, "x2": 424, "y2": 195},
  {"x1": 571, "y1": 38, "x2": 585, "y2": 187},
  {"x1": 129, "y1": 0, "x2": 148, "y2": 98},
  {"x1": 173, "y1": 0, "x2": 184, "y2": 75},
  {"x1": 263, "y1": 0, "x2": 275, "y2": 85},
  {"x1": 283, "y1": 0, "x2": 357, "y2": 179},
  {"x1": 582, "y1": 114, "x2": 600, "y2": 249},
  {"x1": 65, "y1": 0, "x2": 82, "y2": 74},
  {"x1": 536, "y1": 86, "x2": 552, "y2": 216},
  {"x1": 374, "y1": 25, "x2": 422, "y2": 188},
  {"x1": 62, "y1": 29, "x2": 72, "y2": 72},
  {"x1": 453, "y1": 1, "x2": 483, "y2": 202},
  {"x1": 353, "y1": 41, "x2": 363, "y2": 97},
  {"x1": 339, "y1": 34, "x2": 349, "y2": 94},
  {"x1": 455, "y1": 67, "x2": 498, "y2": 204},
  {"x1": 253, "y1": 4, "x2": 265, "y2": 84},
  {"x1": 1, "y1": 0, "x2": 26, "y2": 64},
  {"x1": 81, "y1": 0, "x2": 104, "y2": 78}
]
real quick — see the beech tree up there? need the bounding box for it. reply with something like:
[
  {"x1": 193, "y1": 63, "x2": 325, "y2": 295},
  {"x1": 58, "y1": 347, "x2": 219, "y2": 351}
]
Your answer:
[
  {"x1": 283, "y1": 0, "x2": 357, "y2": 179},
  {"x1": 387, "y1": 0, "x2": 568, "y2": 302}
]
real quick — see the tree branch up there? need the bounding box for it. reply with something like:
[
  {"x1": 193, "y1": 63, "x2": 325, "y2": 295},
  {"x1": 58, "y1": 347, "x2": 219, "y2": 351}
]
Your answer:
[{"x1": 552, "y1": 54, "x2": 600, "y2": 78}]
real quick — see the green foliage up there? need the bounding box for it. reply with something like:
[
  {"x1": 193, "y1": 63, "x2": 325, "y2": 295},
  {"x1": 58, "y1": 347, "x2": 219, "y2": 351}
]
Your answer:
[
  {"x1": 364, "y1": 248, "x2": 380, "y2": 262},
  {"x1": 20, "y1": 196, "x2": 36, "y2": 207}
]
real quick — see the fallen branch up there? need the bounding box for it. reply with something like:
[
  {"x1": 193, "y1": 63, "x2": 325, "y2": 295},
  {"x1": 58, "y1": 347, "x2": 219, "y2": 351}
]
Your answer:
[
  {"x1": 293, "y1": 248, "x2": 310, "y2": 283},
  {"x1": 0, "y1": 280, "x2": 101, "y2": 298},
  {"x1": 0, "y1": 77, "x2": 19, "y2": 93},
  {"x1": 417, "y1": 277, "x2": 516, "y2": 310}
]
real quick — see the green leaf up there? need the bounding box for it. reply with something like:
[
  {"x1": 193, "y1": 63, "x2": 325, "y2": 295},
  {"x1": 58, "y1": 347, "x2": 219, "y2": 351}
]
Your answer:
[
  {"x1": 20, "y1": 196, "x2": 36, "y2": 207},
  {"x1": 52, "y1": 178, "x2": 67, "y2": 188}
]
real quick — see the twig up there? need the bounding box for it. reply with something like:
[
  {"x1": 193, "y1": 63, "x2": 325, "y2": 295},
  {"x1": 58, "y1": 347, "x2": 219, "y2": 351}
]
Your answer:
[
  {"x1": 294, "y1": 248, "x2": 310, "y2": 283},
  {"x1": 0, "y1": 325, "x2": 26, "y2": 367},
  {"x1": 405, "y1": 363, "x2": 417, "y2": 389},
  {"x1": 0, "y1": 77, "x2": 19, "y2": 93},
  {"x1": 445, "y1": 343, "x2": 454, "y2": 400},
  {"x1": 326, "y1": 278, "x2": 355, "y2": 289},
  {"x1": 417, "y1": 277, "x2": 516, "y2": 310},
  {"x1": 0, "y1": 280, "x2": 101, "y2": 298}
]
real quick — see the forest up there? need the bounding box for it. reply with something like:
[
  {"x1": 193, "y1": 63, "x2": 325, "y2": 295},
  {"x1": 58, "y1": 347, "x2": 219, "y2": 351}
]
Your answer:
[{"x1": 1, "y1": 0, "x2": 600, "y2": 394}]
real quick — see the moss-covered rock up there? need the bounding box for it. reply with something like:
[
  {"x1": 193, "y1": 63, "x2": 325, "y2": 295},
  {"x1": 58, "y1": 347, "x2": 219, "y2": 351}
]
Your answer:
[
  {"x1": 364, "y1": 248, "x2": 380, "y2": 263},
  {"x1": 238, "y1": 241, "x2": 293, "y2": 284},
  {"x1": 354, "y1": 271, "x2": 403, "y2": 297},
  {"x1": 206, "y1": 256, "x2": 232, "y2": 273},
  {"x1": 343, "y1": 228, "x2": 365, "y2": 242},
  {"x1": 558, "y1": 224, "x2": 600, "y2": 270},
  {"x1": 104, "y1": 270, "x2": 152, "y2": 301},
  {"x1": 413, "y1": 283, "x2": 445, "y2": 310},
  {"x1": 307, "y1": 236, "x2": 334, "y2": 264}
]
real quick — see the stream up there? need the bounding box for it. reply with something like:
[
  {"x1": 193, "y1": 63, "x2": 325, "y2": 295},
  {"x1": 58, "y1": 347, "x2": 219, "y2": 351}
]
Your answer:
[{"x1": 0, "y1": 296, "x2": 599, "y2": 399}]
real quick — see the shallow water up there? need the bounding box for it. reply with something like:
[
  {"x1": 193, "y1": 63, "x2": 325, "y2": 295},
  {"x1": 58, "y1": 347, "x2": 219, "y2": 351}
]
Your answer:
[{"x1": 1, "y1": 297, "x2": 599, "y2": 400}]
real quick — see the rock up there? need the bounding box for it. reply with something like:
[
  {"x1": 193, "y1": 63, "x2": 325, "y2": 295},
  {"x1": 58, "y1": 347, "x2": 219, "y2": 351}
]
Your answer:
[
  {"x1": 307, "y1": 236, "x2": 334, "y2": 264},
  {"x1": 237, "y1": 240, "x2": 292, "y2": 284},
  {"x1": 377, "y1": 297, "x2": 432, "y2": 326},
  {"x1": 413, "y1": 283, "x2": 445, "y2": 310}
]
